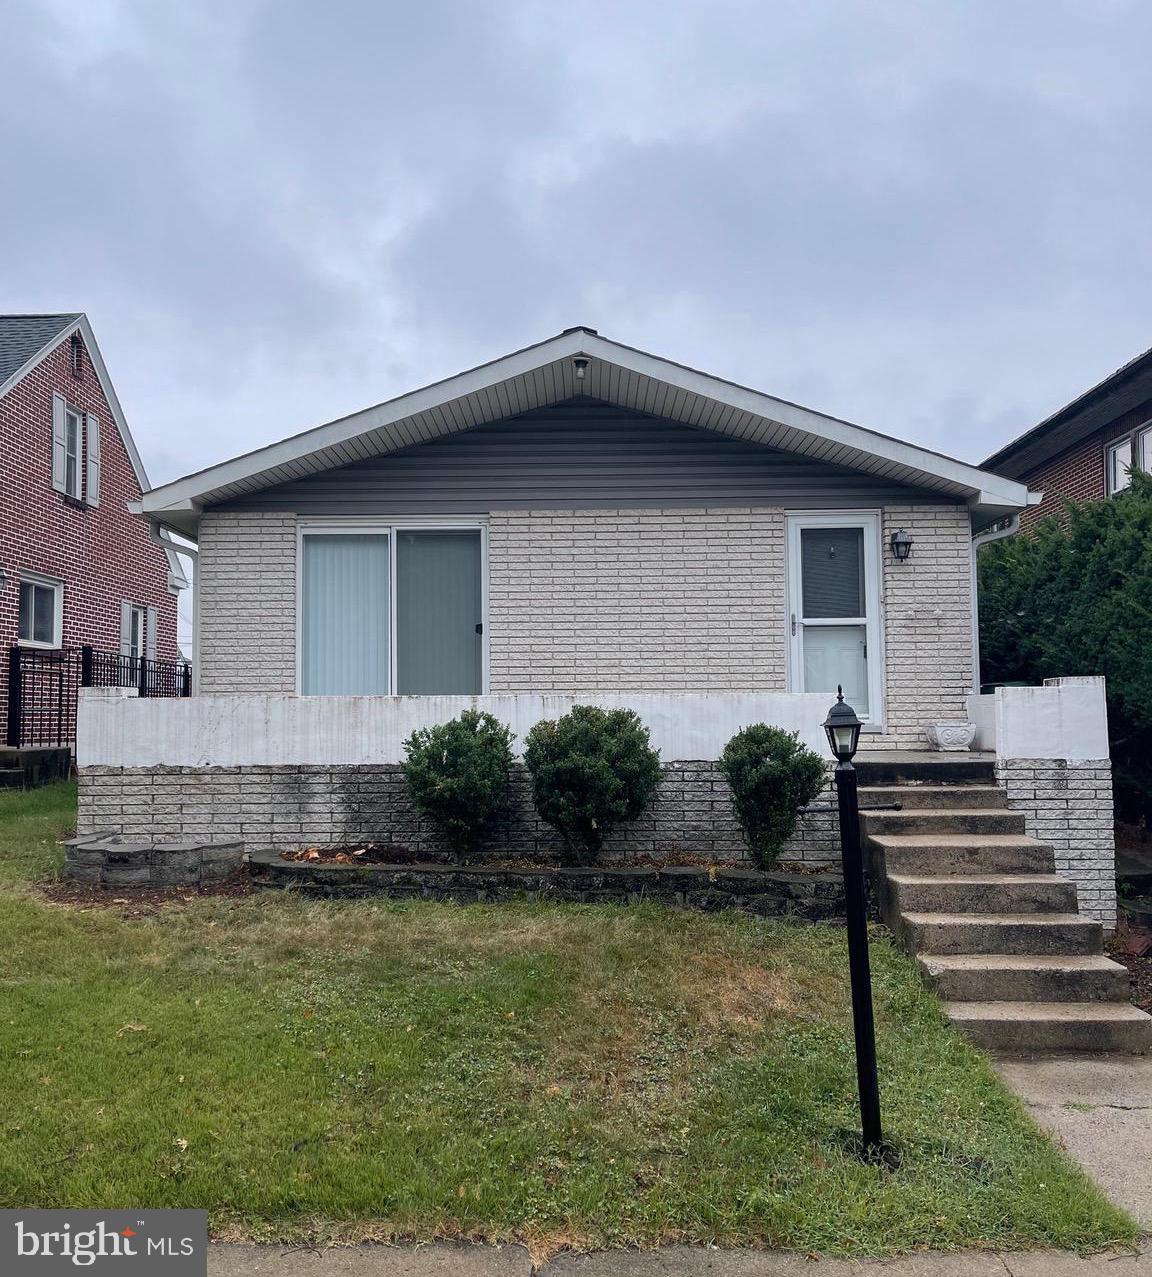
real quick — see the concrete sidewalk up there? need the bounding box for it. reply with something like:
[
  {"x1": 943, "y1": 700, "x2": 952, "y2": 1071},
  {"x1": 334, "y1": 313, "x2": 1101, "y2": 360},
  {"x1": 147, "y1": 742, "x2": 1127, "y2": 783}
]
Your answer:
[
  {"x1": 996, "y1": 1054, "x2": 1152, "y2": 1227},
  {"x1": 209, "y1": 1242, "x2": 1151, "y2": 1276}
]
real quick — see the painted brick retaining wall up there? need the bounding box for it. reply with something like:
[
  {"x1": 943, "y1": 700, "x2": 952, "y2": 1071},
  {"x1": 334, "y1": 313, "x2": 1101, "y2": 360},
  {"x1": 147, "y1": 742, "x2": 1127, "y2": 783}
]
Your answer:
[
  {"x1": 996, "y1": 757, "x2": 1116, "y2": 925},
  {"x1": 78, "y1": 761, "x2": 840, "y2": 865}
]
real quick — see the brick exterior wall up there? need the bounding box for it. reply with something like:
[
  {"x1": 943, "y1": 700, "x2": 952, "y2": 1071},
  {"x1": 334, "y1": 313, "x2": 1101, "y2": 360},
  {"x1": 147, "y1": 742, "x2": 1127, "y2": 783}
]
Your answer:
[
  {"x1": 995, "y1": 757, "x2": 1116, "y2": 926},
  {"x1": 194, "y1": 503, "x2": 975, "y2": 746},
  {"x1": 196, "y1": 512, "x2": 296, "y2": 693},
  {"x1": 0, "y1": 331, "x2": 178, "y2": 740},
  {"x1": 78, "y1": 761, "x2": 840, "y2": 865},
  {"x1": 1015, "y1": 396, "x2": 1152, "y2": 532},
  {"x1": 487, "y1": 508, "x2": 787, "y2": 691},
  {"x1": 880, "y1": 505, "x2": 975, "y2": 747}
]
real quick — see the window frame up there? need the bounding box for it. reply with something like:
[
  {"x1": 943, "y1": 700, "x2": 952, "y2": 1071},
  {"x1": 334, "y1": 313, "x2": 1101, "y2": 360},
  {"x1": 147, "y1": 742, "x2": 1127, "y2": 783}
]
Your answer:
[
  {"x1": 17, "y1": 572, "x2": 64, "y2": 649},
  {"x1": 295, "y1": 518, "x2": 489, "y2": 696},
  {"x1": 63, "y1": 404, "x2": 83, "y2": 500},
  {"x1": 127, "y1": 604, "x2": 146, "y2": 661},
  {"x1": 1105, "y1": 421, "x2": 1151, "y2": 495}
]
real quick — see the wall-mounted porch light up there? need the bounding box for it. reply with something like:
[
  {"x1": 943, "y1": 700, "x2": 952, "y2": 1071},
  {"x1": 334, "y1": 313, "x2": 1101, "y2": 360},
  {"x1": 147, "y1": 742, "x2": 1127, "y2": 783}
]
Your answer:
[
  {"x1": 889, "y1": 528, "x2": 913, "y2": 562},
  {"x1": 572, "y1": 356, "x2": 590, "y2": 381}
]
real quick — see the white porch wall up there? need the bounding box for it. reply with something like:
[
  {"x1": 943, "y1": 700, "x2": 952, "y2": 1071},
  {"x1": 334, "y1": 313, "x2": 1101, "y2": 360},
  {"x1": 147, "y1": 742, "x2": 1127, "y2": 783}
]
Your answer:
[{"x1": 77, "y1": 689, "x2": 834, "y2": 768}]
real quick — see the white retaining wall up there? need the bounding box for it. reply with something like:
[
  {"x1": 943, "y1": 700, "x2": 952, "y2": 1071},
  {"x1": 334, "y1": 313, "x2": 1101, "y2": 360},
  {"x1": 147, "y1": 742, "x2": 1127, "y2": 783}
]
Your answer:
[{"x1": 77, "y1": 690, "x2": 835, "y2": 768}]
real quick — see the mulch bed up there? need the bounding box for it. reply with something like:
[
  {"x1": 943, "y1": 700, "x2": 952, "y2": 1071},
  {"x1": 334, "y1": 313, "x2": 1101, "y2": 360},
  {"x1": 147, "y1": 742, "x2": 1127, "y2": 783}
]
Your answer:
[
  {"x1": 1108, "y1": 925, "x2": 1152, "y2": 1015},
  {"x1": 37, "y1": 870, "x2": 253, "y2": 917},
  {"x1": 278, "y1": 843, "x2": 836, "y2": 874}
]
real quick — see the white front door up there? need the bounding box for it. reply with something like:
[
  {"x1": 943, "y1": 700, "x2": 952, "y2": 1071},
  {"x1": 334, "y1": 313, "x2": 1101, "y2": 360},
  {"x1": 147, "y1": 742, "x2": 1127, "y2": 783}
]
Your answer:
[{"x1": 786, "y1": 513, "x2": 883, "y2": 722}]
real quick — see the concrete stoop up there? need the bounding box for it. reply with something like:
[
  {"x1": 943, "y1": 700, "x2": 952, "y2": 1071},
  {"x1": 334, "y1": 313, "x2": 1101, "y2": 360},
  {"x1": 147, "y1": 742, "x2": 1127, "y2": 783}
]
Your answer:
[{"x1": 858, "y1": 757, "x2": 1152, "y2": 1055}]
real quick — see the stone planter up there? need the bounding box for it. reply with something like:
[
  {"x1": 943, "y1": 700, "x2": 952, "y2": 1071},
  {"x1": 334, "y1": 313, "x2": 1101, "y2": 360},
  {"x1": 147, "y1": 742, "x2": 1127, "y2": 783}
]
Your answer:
[
  {"x1": 924, "y1": 722, "x2": 977, "y2": 752},
  {"x1": 63, "y1": 833, "x2": 243, "y2": 888},
  {"x1": 247, "y1": 850, "x2": 845, "y2": 920}
]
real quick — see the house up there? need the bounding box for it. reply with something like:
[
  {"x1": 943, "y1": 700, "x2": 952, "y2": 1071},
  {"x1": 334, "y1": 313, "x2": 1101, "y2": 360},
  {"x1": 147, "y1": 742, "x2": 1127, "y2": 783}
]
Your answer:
[
  {"x1": 982, "y1": 343, "x2": 1152, "y2": 531},
  {"x1": 0, "y1": 313, "x2": 188, "y2": 748},
  {"x1": 71, "y1": 328, "x2": 1150, "y2": 1052}
]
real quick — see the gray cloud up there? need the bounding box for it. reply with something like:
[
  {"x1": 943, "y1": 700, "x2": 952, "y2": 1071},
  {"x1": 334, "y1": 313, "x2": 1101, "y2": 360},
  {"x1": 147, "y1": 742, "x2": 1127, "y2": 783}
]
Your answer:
[{"x1": 2, "y1": 0, "x2": 1150, "y2": 483}]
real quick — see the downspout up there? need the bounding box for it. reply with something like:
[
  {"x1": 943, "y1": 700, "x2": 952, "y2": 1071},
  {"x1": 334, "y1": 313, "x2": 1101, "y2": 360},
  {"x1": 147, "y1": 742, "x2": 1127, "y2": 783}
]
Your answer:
[{"x1": 969, "y1": 513, "x2": 1021, "y2": 695}]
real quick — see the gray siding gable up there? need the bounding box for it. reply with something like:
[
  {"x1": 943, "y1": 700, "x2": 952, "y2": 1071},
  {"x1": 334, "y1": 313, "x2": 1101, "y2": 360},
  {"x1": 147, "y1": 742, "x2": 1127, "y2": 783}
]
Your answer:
[{"x1": 214, "y1": 399, "x2": 957, "y2": 516}]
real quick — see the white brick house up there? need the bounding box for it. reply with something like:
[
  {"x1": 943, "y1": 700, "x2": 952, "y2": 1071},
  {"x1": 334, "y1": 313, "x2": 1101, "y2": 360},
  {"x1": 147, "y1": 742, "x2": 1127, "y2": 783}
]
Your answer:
[
  {"x1": 138, "y1": 327, "x2": 1034, "y2": 738},
  {"x1": 74, "y1": 328, "x2": 1124, "y2": 923}
]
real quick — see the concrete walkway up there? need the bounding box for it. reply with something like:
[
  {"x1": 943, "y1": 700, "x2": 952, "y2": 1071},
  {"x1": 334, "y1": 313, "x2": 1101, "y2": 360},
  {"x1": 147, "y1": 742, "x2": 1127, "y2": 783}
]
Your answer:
[
  {"x1": 996, "y1": 1054, "x2": 1152, "y2": 1227},
  {"x1": 208, "y1": 1241, "x2": 1150, "y2": 1275}
]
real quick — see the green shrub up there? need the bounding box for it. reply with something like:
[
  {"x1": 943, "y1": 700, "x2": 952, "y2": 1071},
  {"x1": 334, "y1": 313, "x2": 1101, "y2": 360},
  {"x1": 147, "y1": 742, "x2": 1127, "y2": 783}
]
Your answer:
[
  {"x1": 402, "y1": 710, "x2": 515, "y2": 859},
  {"x1": 523, "y1": 705, "x2": 662, "y2": 865},
  {"x1": 979, "y1": 471, "x2": 1152, "y2": 823},
  {"x1": 720, "y1": 725, "x2": 827, "y2": 868}
]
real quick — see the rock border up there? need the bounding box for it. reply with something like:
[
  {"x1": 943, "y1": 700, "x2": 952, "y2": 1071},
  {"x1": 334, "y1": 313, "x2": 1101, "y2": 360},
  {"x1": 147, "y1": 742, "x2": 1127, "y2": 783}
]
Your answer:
[
  {"x1": 248, "y1": 850, "x2": 845, "y2": 919},
  {"x1": 64, "y1": 832, "x2": 244, "y2": 887}
]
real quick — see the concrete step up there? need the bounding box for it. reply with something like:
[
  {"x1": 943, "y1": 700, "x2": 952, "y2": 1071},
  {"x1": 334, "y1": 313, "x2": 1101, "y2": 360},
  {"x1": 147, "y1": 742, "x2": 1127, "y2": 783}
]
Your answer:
[
  {"x1": 867, "y1": 833, "x2": 1056, "y2": 877},
  {"x1": 901, "y1": 911, "x2": 1103, "y2": 956},
  {"x1": 888, "y1": 872, "x2": 1077, "y2": 915},
  {"x1": 859, "y1": 784, "x2": 1007, "y2": 811},
  {"x1": 854, "y1": 753, "x2": 996, "y2": 786},
  {"x1": 945, "y1": 1001, "x2": 1152, "y2": 1054},
  {"x1": 862, "y1": 809, "x2": 1026, "y2": 837},
  {"x1": 921, "y1": 953, "x2": 1132, "y2": 1003}
]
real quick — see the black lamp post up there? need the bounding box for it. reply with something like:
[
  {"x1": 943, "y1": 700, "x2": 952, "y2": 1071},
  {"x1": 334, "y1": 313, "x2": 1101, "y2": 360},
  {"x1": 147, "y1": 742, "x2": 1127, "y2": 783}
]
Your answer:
[{"x1": 823, "y1": 687, "x2": 884, "y2": 1158}]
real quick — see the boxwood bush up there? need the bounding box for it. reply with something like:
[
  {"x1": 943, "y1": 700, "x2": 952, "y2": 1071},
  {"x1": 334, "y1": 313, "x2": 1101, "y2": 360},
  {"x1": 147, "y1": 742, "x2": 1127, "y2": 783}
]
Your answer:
[
  {"x1": 720, "y1": 724, "x2": 826, "y2": 868},
  {"x1": 523, "y1": 704, "x2": 662, "y2": 865},
  {"x1": 402, "y1": 710, "x2": 515, "y2": 859}
]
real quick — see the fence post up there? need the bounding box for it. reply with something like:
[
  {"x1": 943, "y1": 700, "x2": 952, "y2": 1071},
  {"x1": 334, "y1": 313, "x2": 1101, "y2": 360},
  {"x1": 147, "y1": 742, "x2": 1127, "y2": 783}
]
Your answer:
[
  {"x1": 137, "y1": 656, "x2": 149, "y2": 699},
  {"x1": 5, "y1": 647, "x2": 21, "y2": 748},
  {"x1": 181, "y1": 663, "x2": 192, "y2": 698},
  {"x1": 80, "y1": 645, "x2": 94, "y2": 687}
]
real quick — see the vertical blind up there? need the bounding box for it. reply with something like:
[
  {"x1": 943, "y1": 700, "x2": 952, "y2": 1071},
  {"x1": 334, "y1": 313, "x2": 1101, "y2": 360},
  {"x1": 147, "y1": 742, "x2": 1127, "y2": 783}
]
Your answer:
[
  {"x1": 301, "y1": 534, "x2": 390, "y2": 694},
  {"x1": 396, "y1": 530, "x2": 482, "y2": 694},
  {"x1": 301, "y1": 529, "x2": 483, "y2": 695}
]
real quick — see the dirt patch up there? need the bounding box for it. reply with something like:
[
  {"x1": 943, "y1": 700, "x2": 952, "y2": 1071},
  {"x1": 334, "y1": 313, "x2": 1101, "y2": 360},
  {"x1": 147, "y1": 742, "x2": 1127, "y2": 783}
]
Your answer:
[
  {"x1": 37, "y1": 870, "x2": 253, "y2": 917},
  {"x1": 282, "y1": 842, "x2": 420, "y2": 865},
  {"x1": 1108, "y1": 926, "x2": 1152, "y2": 1015}
]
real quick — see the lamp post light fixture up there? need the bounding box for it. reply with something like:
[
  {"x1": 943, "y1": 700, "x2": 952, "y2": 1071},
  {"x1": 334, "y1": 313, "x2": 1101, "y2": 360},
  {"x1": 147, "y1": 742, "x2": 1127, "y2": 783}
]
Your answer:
[
  {"x1": 889, "y1": 528, "x2": 913, "y2": 562},
  {"x1": 823, "y1": 687, "x2": 885, "y2": 1159}
]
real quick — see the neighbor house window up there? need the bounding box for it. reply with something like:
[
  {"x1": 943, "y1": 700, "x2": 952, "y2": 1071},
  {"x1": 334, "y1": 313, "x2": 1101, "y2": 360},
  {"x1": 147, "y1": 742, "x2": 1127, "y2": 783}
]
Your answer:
[
  {"x1": 1106, "y1": 423, "x2": 1152, "y2": 495},
  {"x1": 120, "y1": 600, "x2": 157, "y2": 663},
  {"x1": 51, "y1": 395, "x2": 101, "y2": 506},
  {"x1": 18, "y1": 575, "x2": 63, "y2": 648},
  {"x1": 300, "y1": 525, "x2": 484, "y2": 695}
]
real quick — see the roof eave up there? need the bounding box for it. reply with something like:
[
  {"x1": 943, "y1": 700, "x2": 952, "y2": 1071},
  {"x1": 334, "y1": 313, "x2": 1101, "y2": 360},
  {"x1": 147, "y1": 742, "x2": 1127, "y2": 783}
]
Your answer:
[{"x1": 139, "y1": 331, "x2": 1033, "y2": 521}]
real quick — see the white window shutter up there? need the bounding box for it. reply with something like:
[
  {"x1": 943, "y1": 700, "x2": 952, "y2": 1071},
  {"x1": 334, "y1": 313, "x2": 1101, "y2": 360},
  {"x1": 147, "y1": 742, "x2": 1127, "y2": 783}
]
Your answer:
[
  {"x1": 120, "y1": 601, "x2": 133, "y2": 657},
  {"x1": 51, "y1": 395, "x2": 67, "y2": 492},
  {"x1": 85, "y1": 413, "x2": 101, "y2": 506},
  {"x1": 146, "y1": 606, "x2": 158, "y2": 661}
]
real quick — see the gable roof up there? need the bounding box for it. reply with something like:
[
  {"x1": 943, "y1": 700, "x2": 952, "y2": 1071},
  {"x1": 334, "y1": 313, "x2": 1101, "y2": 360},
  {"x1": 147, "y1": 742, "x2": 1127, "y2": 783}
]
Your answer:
[
  {"x1": 982, "y1": 344, "x2": 1152, "y2": 480},
  {"x1": 0, "y1": 314, "x2": 81, "y2": 386},
  {"x1": 0, "y1": 312, "x2": 188, "y2": 588},
  {"x1": 139, "y1": 326, "x2": 1037, "y2": 535}
]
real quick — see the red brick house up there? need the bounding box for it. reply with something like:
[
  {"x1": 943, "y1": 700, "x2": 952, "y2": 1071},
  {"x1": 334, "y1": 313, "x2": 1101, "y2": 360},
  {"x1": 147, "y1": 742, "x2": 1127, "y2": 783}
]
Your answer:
[
  {"x1": 0, "y1": 313, "x2": 187, "y2": 747},
  {"x1": 982, "y1": 344, "x2": 1152, "y2": 532}
]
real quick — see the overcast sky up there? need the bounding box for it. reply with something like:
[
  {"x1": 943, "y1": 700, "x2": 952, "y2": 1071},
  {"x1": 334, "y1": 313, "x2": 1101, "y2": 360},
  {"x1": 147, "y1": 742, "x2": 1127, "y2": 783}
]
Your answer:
[{"x1": 4, "y1": 0, "x2": 1151, "y2": 488}]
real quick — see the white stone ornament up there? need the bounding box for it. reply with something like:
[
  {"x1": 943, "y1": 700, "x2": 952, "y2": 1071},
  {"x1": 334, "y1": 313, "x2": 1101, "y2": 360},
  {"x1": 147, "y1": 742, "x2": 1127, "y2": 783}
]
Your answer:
[{"x1": 925, "y1": 722, "x2": 977, "y2": 752}]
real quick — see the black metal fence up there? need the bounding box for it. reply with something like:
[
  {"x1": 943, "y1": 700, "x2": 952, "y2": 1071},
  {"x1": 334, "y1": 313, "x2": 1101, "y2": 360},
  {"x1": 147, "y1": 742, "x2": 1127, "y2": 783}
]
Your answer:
[{"x1": 6, "y1": 645, "x2": 192, "y2": 749}]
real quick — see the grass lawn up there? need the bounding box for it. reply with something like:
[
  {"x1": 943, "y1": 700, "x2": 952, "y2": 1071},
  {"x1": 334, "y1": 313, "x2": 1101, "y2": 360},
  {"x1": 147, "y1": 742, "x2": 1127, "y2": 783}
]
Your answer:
[{"x1": 0, "y1": 781, "x2": 1138, "y2": 1257}]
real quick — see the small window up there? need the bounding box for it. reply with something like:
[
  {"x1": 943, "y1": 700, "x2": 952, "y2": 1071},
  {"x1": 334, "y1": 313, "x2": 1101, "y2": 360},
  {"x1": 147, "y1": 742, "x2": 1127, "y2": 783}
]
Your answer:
[
  {"x1": 1107, "y1": 437, "x2": 1134, "y2": 494},
  {"x1": 18, "y1": 576, "x2": 63, "y2": 648},
  {"x1": 1140, "y1": 426, "x2": 1152, "y2": 474},
  {"x1": 63, "y1": 406, "x2": 83, "y2": 499},
  {"x1": 126, "y1": 605, "x2": 145, "y2": 660}
]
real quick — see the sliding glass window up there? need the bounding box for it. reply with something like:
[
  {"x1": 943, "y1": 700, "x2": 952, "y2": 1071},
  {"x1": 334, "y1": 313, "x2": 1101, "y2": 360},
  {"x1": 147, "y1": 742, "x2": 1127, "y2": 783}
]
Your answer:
[{"x1": 300, "y1": 526, "x2": 484, "y2": 695}]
